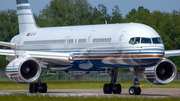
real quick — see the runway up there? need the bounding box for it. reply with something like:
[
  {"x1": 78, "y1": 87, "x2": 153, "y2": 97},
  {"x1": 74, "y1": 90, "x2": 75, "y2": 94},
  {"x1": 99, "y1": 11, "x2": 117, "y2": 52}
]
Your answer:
[{"x1": 0, "y1": 88, "x2": 180, "y2": 98}]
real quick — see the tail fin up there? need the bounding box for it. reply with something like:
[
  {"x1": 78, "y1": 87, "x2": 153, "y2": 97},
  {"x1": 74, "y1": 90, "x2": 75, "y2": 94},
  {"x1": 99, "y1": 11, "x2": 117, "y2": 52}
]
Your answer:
[{"x1": 16, "y1": 0, "x2": 38, "y2": 34}]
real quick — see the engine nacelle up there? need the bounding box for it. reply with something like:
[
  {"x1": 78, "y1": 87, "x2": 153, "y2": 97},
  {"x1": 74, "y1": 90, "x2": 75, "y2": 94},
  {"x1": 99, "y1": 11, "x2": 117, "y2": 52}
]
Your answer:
[
  {"x1": 142, "y1": 58, "x2": 177, "y2": 85},
  {"x1": 5, "y1": 57, "x2": 41, "y2": 83}
]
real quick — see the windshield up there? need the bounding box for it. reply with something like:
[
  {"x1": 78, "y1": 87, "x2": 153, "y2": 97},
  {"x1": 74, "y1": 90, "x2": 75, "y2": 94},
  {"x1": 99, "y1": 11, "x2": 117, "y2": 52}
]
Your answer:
[
  {"x1": 141, "y1": 38, "x2": 151, "y2": 43},
  {"x1": 129, "y1": 37, "x2": 163, "y2": 45},
  {"x1": 134, "y1": 37, "x2": 140, "y2": 44},
  {"x1": 152, "y1": 37, "x2": 163, "y2": 44}
]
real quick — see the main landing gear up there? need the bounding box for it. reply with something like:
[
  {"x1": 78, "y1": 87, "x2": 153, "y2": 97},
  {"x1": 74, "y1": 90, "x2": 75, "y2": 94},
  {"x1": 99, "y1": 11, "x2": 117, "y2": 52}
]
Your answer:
[
  {"x1": 103, "y1": 68, "x2": 121, "y2": 94},
  {"x1": 129, "y1": 68, "x2": 144, "y2": 95},
  {"x1": 29, "y1": 63, "x2": 53, "y2": 93},
  {"x1": 103, "y1": 68, "x2": 144, "y2": 95},
  {"x1": 29, "y1": 82, "x2": 47, "y2": 93}
]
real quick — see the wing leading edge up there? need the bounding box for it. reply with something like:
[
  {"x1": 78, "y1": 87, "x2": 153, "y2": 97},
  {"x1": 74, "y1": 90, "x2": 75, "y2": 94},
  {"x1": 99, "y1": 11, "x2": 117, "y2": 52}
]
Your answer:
[{"x1": 165, "y1": 50, "x2": 180, "y2": 58}]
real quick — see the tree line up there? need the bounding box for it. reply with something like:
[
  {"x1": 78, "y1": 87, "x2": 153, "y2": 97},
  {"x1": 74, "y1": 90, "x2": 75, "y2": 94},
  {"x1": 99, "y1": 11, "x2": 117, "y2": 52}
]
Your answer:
[{"x1": 0, "y1": 0, "x2": 180, "y2": 70}]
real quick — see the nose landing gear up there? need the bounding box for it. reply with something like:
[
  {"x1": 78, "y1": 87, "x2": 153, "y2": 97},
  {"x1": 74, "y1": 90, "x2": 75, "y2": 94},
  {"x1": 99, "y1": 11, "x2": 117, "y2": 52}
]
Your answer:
[
  {"x1": 129, "y1": 67, "x2": 144, "y2": 95},
  {"x1": 129, "y1": 86, "x2": 141, "y2": 95}
]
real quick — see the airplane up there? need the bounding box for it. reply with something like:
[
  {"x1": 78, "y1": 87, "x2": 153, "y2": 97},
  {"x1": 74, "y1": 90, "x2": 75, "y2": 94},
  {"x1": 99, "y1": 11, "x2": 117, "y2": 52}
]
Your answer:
[{"x1": 0, "y1": 0, "x2": 179, "y2": 95}]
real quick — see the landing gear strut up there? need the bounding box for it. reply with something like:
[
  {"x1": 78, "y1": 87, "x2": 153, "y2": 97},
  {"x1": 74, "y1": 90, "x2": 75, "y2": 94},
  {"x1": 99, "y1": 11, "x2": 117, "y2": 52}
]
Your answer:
[
  {"x1": 129, "y1": 68, "x2": 144, "y2": 95},
  {"x1": 103, "y1": 68, "x2": 121, "y2": 94},
  {"x1": 129, "y1": 78, "x2": 141, "y2": 95}
]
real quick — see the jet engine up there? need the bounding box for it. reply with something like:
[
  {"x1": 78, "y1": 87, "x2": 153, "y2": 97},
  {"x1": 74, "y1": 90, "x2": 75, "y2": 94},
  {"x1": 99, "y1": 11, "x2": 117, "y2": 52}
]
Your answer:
[
  {"x1": 142, "y1": 58, "x2": 177, "y2": 85},
  {"x1": 5, "y1": 57, "x2": 41, "y2": 83}
]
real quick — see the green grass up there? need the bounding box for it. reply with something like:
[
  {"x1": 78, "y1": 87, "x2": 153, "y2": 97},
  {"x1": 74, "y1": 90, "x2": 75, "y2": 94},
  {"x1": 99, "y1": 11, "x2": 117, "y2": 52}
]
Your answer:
[
  {"x1": 0, "y1": 81, "x2": 180, "y2": 90},
  {"x1": 0, "y1": 93, "x2": 180, "y2": 101}
]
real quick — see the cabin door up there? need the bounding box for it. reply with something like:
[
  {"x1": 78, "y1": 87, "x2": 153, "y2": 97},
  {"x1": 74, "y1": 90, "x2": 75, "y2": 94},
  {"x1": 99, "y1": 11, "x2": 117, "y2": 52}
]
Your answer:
[{"x1": 87, "y1": 30, "x2": 95, "y2": 52}]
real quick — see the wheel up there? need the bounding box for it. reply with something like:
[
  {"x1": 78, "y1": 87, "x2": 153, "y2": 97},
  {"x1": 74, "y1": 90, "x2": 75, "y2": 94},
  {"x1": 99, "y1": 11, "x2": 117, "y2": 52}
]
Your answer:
[
  {"x1": 129, "y1": 86, "x2": 136, "y2": 95},
  {"x1": 136, "y1": 87, "x2": 141, "y2": 95},
  {"x1": 129, "y1": 86, "x2": 141, "y2": 95},
  {"x1": 29, "y1": 83, "x2": 38, "y2": 93},
  {"x1": 103, "y1": 84, "x2": 108, "y2": 94},
  {"x1": 103, "y1": 84, "x2": 113, "y2": 94},
  {"x1": 113, "y1": 84, "x2": 121, "y2": 94},
  {"x1": 40, "y1": 83, "x2": 47, "y2": 93}
]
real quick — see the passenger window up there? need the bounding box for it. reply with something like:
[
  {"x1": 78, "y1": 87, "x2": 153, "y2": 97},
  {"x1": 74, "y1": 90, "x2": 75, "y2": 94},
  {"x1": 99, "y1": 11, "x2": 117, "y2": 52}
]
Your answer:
[
  {"x1": 134, "y1": 37, "x2": 140, "y2": 44},
  {"x1": 141, "y1": 38, "x2": 151, "y2": 43},
  {"x1": 129, "y1": 38, "x2": 135, "y2": 44}
]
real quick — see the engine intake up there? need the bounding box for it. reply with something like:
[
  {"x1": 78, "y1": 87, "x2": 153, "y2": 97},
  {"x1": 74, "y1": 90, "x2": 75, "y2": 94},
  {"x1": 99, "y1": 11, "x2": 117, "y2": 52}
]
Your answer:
[
  {"x1": 142, "y1": 58, "x2": 177, "y2": 85},
  {"x1": 5, "y1": 57, "x2": 41, "y2": 83}
]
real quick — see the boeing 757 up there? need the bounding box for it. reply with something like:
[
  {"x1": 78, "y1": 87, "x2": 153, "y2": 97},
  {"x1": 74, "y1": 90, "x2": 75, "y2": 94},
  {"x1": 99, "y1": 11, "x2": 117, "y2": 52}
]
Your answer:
[{"x1": 0, "y1": 0, "x2": 179, "y2": 95}]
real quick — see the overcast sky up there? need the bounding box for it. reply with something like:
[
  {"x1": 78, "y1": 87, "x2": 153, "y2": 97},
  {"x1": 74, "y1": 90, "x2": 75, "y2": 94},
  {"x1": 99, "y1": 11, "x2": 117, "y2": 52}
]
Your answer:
[{"x1": 0, "y1": 0, "x2": 179, "y2": 17}]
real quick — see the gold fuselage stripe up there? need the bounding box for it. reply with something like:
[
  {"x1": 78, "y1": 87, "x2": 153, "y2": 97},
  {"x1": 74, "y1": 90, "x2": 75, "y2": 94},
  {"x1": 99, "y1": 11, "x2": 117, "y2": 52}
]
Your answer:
[{"x1": 146, "y1": 75, "x2": 155, "y2": 78}]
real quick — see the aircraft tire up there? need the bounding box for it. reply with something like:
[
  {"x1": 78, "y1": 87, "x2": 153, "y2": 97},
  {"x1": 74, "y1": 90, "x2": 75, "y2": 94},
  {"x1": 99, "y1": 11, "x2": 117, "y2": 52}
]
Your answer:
[
  {"x1": 129, "y1": 86, "x2": 141, "y2": 95},
  {"x1": 103, "y1": 84, "x2": 113, "y2": 94},
  {"x1": 136, "y1": 87, "x2": 141, "y2": 95},
  {"x1": 40, "y1": 83, "x2": 47, "y2": 93},
  {"x1": 29, "y1": 83, "x2": 38, "y2": 93},
  {"x1": 113, "y1": 84, "x2": 121, "y2": 94},
  {"x1": 129, "y1": 86, "x2": 136, "y2": 95}
]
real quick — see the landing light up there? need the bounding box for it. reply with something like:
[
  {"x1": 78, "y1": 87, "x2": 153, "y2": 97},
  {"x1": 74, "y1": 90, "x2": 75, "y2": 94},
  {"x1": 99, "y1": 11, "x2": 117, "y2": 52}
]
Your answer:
[{"x1": 69, "y1": 56, "x2": 74, "y2": 62}]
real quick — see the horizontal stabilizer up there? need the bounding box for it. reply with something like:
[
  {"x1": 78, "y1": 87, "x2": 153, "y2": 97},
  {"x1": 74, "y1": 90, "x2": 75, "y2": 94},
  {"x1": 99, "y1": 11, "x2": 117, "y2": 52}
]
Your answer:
[{"x1": 0, "y1": 41, "x2": 16, "y2": 48}]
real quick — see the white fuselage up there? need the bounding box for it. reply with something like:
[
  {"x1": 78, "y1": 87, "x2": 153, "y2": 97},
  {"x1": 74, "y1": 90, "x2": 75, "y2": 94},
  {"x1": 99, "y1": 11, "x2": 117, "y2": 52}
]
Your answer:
[{"x1": 11, "y1": 23, "x2": 164, "y2": 71}]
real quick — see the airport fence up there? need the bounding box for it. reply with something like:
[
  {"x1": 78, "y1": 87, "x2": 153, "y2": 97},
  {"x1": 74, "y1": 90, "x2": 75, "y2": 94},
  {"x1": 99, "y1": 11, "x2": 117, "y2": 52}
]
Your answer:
[
  {"x1": 0, "y1": 71, "x2": 134, "y2": 82},
  {"x1": 39, "y1": 72, "x2": 134, "y2": 82},
  {"x1": 0, "y1": 71, "x2": 180, "y2": 82}
]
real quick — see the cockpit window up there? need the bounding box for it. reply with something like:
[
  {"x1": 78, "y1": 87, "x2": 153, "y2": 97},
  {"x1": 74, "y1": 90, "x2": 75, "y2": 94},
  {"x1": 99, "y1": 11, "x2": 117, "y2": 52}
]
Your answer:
[
  {"x1": 152, "y1": 37, "x2": 163, "y2": 44},
  {"x1": 134, "y1": 37, "x2": 140, "y2": 44},
  {"x1": 129, "y1": 38, "x2": 135, "y2": 44},
  {"x1": 129, "y1": 37, "x2": 163, "y2": 45},
  {"x1": 141, "y1": 38, "x2": 151, "y2": 43}
]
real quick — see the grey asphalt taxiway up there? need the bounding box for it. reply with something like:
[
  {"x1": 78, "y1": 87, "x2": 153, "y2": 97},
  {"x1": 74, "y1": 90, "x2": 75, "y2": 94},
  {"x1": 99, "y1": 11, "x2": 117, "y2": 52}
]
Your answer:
[{"x1": 0, "y1": 88, "x2": 180, "y2": 98}]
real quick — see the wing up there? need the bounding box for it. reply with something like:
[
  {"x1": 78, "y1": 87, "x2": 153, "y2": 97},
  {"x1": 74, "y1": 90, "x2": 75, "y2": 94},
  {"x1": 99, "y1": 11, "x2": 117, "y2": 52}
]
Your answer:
[
  {"x1": 25, "y1": 51, "x2": 74, "y2": 63},
  {"x1": 164, "y1": 50, "x2": 180, "y2": 58},
  {"x1": 0, "y1": 41, "x2": 73, "y2": 64},
  {"x1": 0, "y1": 41, "x2": 74, "y2": 63},
  {"x1": 0, "y1": 49, "x2": 74, "y2": 64},
  {"x1": 0, "y1": 49, "x2": 73, "y2": 63},
  {"x1": 0, "y1": 49, "x2": 15, "y2": 56}
]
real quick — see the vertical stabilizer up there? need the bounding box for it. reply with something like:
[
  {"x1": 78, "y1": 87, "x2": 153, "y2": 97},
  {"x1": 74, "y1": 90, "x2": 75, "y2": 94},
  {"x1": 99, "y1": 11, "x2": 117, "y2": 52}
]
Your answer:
[{"x1": 16, "y1": 0, "x2": 38, "y2": 34}]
